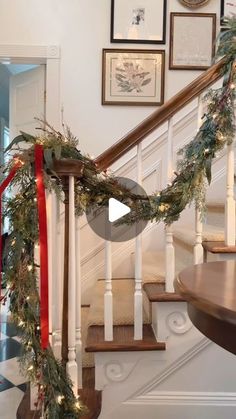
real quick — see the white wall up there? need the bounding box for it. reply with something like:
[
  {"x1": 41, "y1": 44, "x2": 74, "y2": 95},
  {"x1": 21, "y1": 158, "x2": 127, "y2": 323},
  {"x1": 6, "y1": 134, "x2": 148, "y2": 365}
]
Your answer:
[{"x1": 0, "y1": 0, "x2": 220, "y2": 156}]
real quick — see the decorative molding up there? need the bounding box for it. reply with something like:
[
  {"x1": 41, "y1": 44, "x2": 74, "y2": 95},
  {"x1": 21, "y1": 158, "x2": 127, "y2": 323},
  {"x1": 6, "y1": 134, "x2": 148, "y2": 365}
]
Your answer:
[
  {"x1": 131, "y1": 337, "x2": 211, "y2": 398},
  {"x1": 126, "y1": 391, "x2": 236, "y2": 406},
  {"x1": 143, "y1": 160, "x2": 162, "y2": 192},
  {"x1": 166, "y1": 311, "x2": 192, "y2": 335},
  {"x1": 115, "y1": 104, "x2": 198, "y2": 177},
  {"x1": 105, "y1": 361, "x2": 126, "y2": 382},
  {"x1": 0, "y1": 44, "x2": 60, "y2": 62},
  {"x1": 47, "y1": 45, "x2": 60, "y2": 58}
]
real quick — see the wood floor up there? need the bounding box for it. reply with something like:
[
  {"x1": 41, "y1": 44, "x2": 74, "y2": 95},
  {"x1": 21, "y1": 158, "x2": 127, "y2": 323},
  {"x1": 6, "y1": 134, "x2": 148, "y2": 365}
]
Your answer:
[
  {"x1": 16, "y1": 386, "x2": 40, "y2": 419},
  {"x1": 17, "y1": 368, "x2": 101, "y2": 419}
]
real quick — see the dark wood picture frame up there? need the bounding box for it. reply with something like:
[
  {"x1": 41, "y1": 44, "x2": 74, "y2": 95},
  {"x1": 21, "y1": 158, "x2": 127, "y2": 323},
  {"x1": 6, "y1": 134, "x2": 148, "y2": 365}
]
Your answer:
[
  {"x1": 102, "y1": 49, "x2": 165, "y2": 106},
  {"x1": 110, "y1": 0, "x2": 167, "y2": 44},
  {"x1": 169, "y1": 13, "x2": 216, "y2": 70},
  {"x1": 221, "y1": 0, "x2": 236, "y2": 25}
]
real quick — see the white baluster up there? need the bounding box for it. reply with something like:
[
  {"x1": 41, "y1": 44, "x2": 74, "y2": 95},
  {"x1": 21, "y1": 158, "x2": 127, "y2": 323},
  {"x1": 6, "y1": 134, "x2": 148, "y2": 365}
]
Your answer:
[
  {"x1": 225, "y1": 141, "x2": 235, "y2": 245},
  {"x1": 194, "y1": 95, "x2": 204, "y2": 264},
  {"x1": 53, "y1": 196, "x2": 63, "y2": 358},
  {"x1": 67, "y1": 176, "x2": 78, "y2": 393},
  {"x1": 46, "y1": 191, "x2": 53, "y2": 345},
  {"x1": 75, "y1": 216, "x2": 83, "y2": 388},
  {"x1": 104, "y1": 223, "x2": 113, "y2": 341},
  {"x1": 31, "y1": 242, "x2": 40, "y2": 411},
  {"x1": 134, "y1": 143, "x2": 143, "y2": 340},
  {"x1": 165, "y1": 117, "x2": 175, "y2": 292},
  {"x1": 194, "y1": 209, "x2": 204, "y2": 264}
]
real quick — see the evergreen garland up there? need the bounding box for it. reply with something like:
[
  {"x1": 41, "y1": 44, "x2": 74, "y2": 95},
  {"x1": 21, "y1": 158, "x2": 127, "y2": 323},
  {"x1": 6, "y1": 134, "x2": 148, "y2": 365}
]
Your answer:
[{"x1": 1, "y1": 17, "x2": 236, "y2": 418}]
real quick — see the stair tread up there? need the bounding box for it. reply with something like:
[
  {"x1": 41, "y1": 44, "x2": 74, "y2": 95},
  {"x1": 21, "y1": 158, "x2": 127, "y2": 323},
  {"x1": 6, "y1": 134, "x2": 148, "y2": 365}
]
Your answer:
[
  {"x1": 85, "y1": 324, "x2": 165, "y2": 352},
  {"x1": 143, "y1": 282, "x2": 185, "y2": 302},
  {"x1": 202, "y1": 241, "x2": 236, "y2": 253},
  {"x1": 206, "y1": 202, "x2": 225, "y2": 212},
  {"x1": 87, "y1": 278, "x2": 150, "y2": 327},
  {"x1": 173, "y1": 224, "x2": 224, "y2": 246}
]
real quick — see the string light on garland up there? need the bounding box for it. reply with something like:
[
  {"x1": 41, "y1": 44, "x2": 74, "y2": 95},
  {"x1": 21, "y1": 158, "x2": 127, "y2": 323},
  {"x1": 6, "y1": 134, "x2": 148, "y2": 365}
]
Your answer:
[
  {"x1": 57, "y1": 395, "x2": 64, "y2": 405},
  {"x1": 75, "y1": 401, "x2": 81, "y2": 410}
]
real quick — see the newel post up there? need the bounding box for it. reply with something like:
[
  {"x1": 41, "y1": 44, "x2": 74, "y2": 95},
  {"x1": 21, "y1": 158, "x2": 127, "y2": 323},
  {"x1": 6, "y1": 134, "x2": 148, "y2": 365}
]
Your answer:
[{"x1": 52, "y1": 159, "x2": 84, "y2": 393}]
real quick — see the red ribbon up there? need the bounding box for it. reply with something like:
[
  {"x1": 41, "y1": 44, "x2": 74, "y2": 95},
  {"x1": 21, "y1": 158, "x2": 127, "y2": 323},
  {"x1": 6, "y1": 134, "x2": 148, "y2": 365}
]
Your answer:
[
  {"x1": 0, "y1": 160, "x2": 22, "y2": 300},
  {"x1": 35, "y1": 145, "x2": 49, "y2": 349}
]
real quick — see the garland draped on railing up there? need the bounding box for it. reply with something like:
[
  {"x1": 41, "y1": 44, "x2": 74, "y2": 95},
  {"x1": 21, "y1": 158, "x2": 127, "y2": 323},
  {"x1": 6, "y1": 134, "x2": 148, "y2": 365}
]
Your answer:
[{"x1": 0, "y1": 17, "x2": 236, "y2": 419}]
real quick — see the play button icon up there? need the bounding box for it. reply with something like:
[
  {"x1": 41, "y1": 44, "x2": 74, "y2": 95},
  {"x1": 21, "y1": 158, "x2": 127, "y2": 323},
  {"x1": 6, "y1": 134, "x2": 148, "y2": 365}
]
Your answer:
[
  {"x1": 86, "y1": 176, "x2": 150, "y2": 242},
  {"x1": 108, "y1": 198, "x2": 131, "y2": 222}
]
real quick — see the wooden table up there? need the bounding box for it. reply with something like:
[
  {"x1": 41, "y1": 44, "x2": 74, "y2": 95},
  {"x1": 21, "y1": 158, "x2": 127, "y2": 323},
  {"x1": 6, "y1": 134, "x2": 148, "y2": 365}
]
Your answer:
[{"x1": 175, "y1": 260, "x2": 236, "y2": 355}]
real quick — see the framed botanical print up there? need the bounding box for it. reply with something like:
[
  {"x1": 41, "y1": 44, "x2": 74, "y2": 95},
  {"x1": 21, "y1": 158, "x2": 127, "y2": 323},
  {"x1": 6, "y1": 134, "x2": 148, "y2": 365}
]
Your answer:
[
  {"x1": 110, "y1": 0, "x2": 167, "y2": 44},
  {"x1": 169, "y1": 13, "x2": 216, "y2": 70},
  {"x1": 102, "y1": 49, "x2": 165, "y2": 106}
]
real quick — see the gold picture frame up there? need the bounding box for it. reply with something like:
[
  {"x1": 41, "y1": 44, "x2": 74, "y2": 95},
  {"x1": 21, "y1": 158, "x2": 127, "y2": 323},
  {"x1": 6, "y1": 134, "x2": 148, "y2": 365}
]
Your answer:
[
  {"x1": 169, "y1": 13, "x2": 216, "y2": 70},
  {"x1": 102, "y1": 49, "x2": 165, "y2": 106}
]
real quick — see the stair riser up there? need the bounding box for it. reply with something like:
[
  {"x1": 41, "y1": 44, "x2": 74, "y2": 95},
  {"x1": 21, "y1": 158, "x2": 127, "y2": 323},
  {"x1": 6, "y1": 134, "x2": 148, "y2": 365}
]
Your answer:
[
  {"x1": 173, "y1": 238, "x2": 193, "y2": 269},
  {"x1": 151, "y1": 301, "x2": 190, "y2": 341},
  {"x1": 206, "y1": 208, "x2": 225, "y2": 228}
]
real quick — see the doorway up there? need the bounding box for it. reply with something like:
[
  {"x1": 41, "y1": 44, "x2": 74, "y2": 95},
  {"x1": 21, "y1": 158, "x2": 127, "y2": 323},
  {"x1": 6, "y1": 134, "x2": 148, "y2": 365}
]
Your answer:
[{"x1": 0, "y1": 63, "x2": 46, "y2": 157}]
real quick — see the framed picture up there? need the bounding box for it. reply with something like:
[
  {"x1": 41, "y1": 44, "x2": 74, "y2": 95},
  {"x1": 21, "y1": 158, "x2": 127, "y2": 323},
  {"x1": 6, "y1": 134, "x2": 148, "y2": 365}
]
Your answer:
[
  {"x1": 102, "y1": 49, "x2": 165, "y2": 106},
  {"x1": 110, "y1": 0, "x2": 167, "y2": 44},
  {"x1": 169, "y1": 13, "x2": 216, "y2": 70},
  {"x1": 221, "y1": 0, "x2": 236, "y2": 25}
]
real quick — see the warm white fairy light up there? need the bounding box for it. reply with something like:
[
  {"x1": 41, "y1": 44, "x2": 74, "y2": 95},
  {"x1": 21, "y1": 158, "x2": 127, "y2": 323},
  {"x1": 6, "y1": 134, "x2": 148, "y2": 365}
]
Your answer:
[
  {"x1": 28, "y1": 365, "x2": 34, "y2": 371},
  {"x1": 36, "y1": 325, "x2": 40, "y2": 330},
  {"x1": 75, "y1": 401, "x2": 81, "y2": 409},
  {"x1": 57, "y1": 395, "x2": 64, "y2": 404},
  {"x1": 18, "y1": 320, "x2": 25, "y2": 327},
  {"x1": 26, "y1": 296, "x2": 30, "y2": 301},
  {"x1": 230, "y1": 83, "x2": 235, "y2": 89},
  {"x1": 212, "y1": 113, "x2": 217, "y2": 119},
  {"x1": 204, "y1": 148, "x2": 210, "y2": 155},
  {"x1": 26, "y1": 340, "x2": 32, "y2": 350},
  {"x1": 27, "y1": 265, "x2": 33, "y2": 272},
  {"x1": 11, "y1": 239, "x2": 16, "y2": 246}
]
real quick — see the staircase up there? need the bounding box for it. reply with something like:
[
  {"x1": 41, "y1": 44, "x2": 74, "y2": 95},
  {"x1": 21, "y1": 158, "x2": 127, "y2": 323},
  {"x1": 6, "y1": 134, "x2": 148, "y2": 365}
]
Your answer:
[
  {"x1": 22, "y1": 57, "x2": 236, "y2": 418},
  {"x1": 80, "y1": 197, "x2": 236, "y2": 419}
]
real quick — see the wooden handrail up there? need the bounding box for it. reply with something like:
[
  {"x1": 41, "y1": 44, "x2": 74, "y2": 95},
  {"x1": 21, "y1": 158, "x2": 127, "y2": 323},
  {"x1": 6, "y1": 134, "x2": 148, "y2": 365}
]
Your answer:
[{"x1": 95, "y1": 58, "x2": 227, "y2": 170}]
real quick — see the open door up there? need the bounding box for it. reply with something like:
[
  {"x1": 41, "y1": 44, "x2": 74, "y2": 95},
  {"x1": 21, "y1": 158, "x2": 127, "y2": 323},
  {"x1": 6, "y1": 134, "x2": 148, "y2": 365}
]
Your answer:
[{"x1": 9, "y1": 65, "x2": 46, "y2": 140}]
